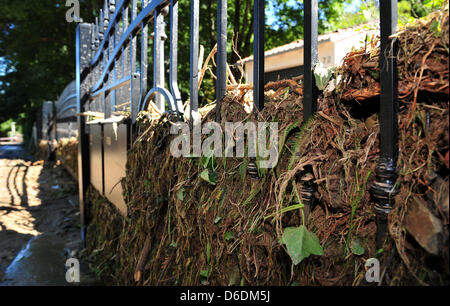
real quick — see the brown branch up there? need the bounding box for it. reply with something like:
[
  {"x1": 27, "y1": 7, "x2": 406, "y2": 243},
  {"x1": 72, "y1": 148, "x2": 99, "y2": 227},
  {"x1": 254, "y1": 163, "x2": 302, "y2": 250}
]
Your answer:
[{"x1": 134, "y1": 234, "x2": 152, "y2": 283}]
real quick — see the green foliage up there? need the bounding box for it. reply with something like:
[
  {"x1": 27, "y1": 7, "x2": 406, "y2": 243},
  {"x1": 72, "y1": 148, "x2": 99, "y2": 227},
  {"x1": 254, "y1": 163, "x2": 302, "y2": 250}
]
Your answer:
[
  {"x1": 199, "y1": 151, "x2": 219, "y2": 185},
  {"x1": 177, "y1": 187, "x2": 185, "y2": 201},
  {"x1": 350, "y1": 238, "x2": 365, "y2": 256},
  {"x1": 224, "y1": 231, "x2": 234, "y2": 241},
  {"x1": 0, "y1": 0, "x2": 103, "y2": 143},
  {"x1": 0, "y1": 118, "x2": 22, "y2": 137},
  {"x1": 281, "y1": 226, "x2": 324, "y2": 265},
  {"x1": 313, "y1": 62, "x2": 336, "y2": 91},
  {"x1": 398, "y1": 0, "x2": 447, "y2": 25},
  {"x1": 201, "y1": 153, "x2": 217, "y2": 170},
  {"x1": 199, "y1": 169, "x2": 219, "y2": 185}
]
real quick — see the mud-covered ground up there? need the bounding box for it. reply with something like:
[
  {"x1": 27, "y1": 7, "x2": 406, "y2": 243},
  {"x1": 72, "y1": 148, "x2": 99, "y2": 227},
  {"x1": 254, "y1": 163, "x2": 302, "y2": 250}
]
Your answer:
[{"x1": 0, "y1": 144, "x2": 81, "y2": 283}]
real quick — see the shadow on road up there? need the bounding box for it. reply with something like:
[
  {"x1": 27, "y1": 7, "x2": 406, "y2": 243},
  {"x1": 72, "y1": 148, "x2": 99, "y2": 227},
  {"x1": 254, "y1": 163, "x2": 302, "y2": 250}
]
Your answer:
[{"x1": 0, "y1": 144, "x2": 98, "y2": 285}]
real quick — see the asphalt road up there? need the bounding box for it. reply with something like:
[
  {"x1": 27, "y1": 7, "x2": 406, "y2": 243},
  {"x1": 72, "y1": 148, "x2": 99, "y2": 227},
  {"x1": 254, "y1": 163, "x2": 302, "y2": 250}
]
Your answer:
[{"x1": 0, "y1": 144, "x2": 25, "y2": 159}]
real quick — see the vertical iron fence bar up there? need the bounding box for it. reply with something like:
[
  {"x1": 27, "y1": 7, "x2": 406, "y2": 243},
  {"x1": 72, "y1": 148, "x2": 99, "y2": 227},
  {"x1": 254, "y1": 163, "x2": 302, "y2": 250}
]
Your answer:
[
  {"x1": 303, "y1": 0, "x2": 318, "y2": 122},
  {"x1": 52, "y1": 101, "x2": 58, "y2": 142},
  {"x1": 190, "y1": 0, "x2": 199, "y2": 127},
  {"x1": 94, "y1": 18, "x2": 100, "y2": 113},
  {"x1": 253, "y1": 0, "x2": 265, "y2": 111},
  {"x1": 104, "y1": 1, "x2": 112, "y2": 118},
  {"x1": 91, "y1": 21, "x2": 95, "y2": 113},
  {"x1": 140, "y1": 0, "x2": 149, "y2": 111},
  {"x1": 216, "y1": 0, "x2": 227, "y2": 122},
  {"x1": 99, "y1": 9, "x2": 107, "y2": 116},
  {"x1": 104, "y1": 0, "x2": 110, "y2": 75},
  {"x1": 130, "y1": 0, "x2": 139, "y2": 121},
  {"x1": 123, "y1": 5, "x2": 132, "y2": 119},
  {"x1": 122, "y1": 6, "x2": 126, "y2": 78},
  {"x1": 299, "y1": 0, "x2": 319, "y2": 219},
  {"x1": 110, "y1": 0, "x2": 117, "y2": 114},
  {"x1": 91, "y1": 20, "x2": 97, "y2": 54},
  {"x1": 371, "y1": 0, "x2": 399, "y2": 250},
  {"x1": 154, "y1": 9, "x2": 165, "y2": 111},
  {"x1": 169, "y1": 0, "x2": 183, "y2": 114},
  {"x1": 115, "y1": 12, "x2": 123, "y2": 111},
  {"x1": 76, "y1": 23, "x2": 93, "y2": 244},
  {"x1": 91, "y1": 18, "x2": 97, "y2": 115}
]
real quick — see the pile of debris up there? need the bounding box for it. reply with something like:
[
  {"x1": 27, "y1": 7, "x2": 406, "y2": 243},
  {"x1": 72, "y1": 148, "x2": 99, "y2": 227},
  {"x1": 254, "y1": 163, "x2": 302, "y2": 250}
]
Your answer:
[
  {"x1": 83, "y1": 8, "x2": 449, "y2": 286},
  {"x1": 55, "y1": 137, "x2": 78, "y2": 180}
]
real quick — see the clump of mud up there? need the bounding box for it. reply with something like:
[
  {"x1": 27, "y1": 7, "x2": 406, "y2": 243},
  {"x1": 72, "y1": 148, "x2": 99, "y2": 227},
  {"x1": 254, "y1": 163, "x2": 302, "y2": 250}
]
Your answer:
[{"x1": 84, "y1": 9, "x2": 449, "y2": 286}]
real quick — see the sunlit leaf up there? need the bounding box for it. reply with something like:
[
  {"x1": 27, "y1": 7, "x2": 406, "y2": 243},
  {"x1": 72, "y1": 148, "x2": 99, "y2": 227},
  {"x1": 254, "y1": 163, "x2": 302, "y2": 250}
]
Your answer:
[{"x1": 281, "y1": 226, "x2": 323, "y2": 265}]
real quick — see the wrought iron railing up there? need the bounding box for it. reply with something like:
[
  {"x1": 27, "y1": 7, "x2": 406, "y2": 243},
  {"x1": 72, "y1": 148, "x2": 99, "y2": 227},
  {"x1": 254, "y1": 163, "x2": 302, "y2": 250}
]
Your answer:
[
  {"x1": 39, "y1": 81, "x2": 78, "y2": 143},
  {"x1": 76, "y1": 0, "x2": 399, "y2": 248}
]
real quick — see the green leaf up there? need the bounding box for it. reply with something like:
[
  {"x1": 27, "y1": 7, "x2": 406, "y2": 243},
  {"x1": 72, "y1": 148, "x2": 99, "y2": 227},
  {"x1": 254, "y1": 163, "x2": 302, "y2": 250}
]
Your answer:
[
  {"x1": 177, "y1": 187, "x2": 185, "y2": 201},
  {"x1": 200, "y1": 269, "x2": 209, "y2": 278},
  {"x1": 431, "y1": 20, "x2": 442, "y2": 37},
  {"x1": 169, "y1": 242, "x2": 177, "y2": 248},
  {"x1": 350, "y1": 238, "x2": 365, "y2": 256},
  {"x1": 199, "y1": 169, "x2": 219, "y2": 185},
  {"x1": 422, "y1": 0, "x2": 433, "y2": 7},
  {"x1": 224, "y1": 231, "x2": 234, "y2": 241},
  {"x1": 214, "y1": 217, "x2": 222, "y2": 224},
  {"x1": 201, "y1": 152, "x2": 216, "y2": 170},
  {"x1": 239, "y1": 159, "x2": 248, "y2": 182},
  {"x1": 313, "y1": 62, "x2": 335, "y2": 91},
  {"x1": 209, "y1": 171, "x2": 219, "y2": 184},
  {"x1": 281, "y1": 226, "x2": 324, "y2": 265},
  {"x1": 206, "y1": 241, "x2": 211, "y2": 264}
]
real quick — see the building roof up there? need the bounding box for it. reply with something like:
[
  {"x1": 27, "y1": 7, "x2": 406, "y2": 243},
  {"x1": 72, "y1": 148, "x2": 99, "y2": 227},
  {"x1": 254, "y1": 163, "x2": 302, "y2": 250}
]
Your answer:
[{"x1": 239, "y1": 21, "x2": 378, "y2": 64}]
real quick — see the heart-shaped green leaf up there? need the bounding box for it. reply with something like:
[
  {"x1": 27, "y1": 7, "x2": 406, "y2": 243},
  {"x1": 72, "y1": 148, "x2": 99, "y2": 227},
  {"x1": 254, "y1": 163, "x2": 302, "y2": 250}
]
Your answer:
[{"x1": 281, "y1": 226, "x2": 324, "y2": 265}]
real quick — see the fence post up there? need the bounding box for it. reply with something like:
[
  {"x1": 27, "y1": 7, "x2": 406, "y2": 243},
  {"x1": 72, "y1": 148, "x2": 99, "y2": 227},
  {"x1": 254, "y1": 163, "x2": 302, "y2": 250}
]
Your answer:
[
  {"x1": 303, "y1": 0, "x2": 318, "y2": 122},
  {"x1": 216, "y1": 0, "x2": 227, "y2": 122},
  {"x1": 190, "y1": 0, "x2": 200, "y2": 128},
  {"x1": 104, "y1": 1, "x2": 112, "y2": 118},
  {"x1": 130, "y1": 0, "x2": 139, "y2": 122},
  {"x1": 169, "y1": 0, "x2": 183, "y2": 114},
  {"x1": 76, "y1": 23, "x2": 93, "y2": 244},
  {"x1": 154, "y1": 8, "x2": 165, "y2": 111},
  {"x1": 371, "y1": 0, "x2": 399, "y2": 250},
  {"x1": 299, "y1": 1, "x2": 319, "y2": 216},
  {"x1": 253, "y1": 0, "x2": 265, "y2": 111}
]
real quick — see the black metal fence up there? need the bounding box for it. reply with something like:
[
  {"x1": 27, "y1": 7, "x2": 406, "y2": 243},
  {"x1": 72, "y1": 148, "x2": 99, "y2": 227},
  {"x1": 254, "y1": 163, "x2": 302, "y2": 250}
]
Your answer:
[
  {"x1": 38, "y1": 81, "x2": 78, "y2": 147},
  {"x1": 76, "y1": 0, "x2": 399, "y2": 247}
]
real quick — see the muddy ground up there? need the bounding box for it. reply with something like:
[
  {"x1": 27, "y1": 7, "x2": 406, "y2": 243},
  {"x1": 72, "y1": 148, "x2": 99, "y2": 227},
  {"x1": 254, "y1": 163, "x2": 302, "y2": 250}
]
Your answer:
[{"x1": 0, "y1": 144, "x2": 82, "y2": 283}]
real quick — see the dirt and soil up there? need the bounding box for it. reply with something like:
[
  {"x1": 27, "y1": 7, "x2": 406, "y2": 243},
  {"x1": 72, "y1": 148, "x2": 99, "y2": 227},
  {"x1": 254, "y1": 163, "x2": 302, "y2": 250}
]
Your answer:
[
  {"x1": 80, "y1": 8, "x2": 449, "y2": 286},
  {"x1": 0, "y1": 148, "x2": 82, "y2": 283}
]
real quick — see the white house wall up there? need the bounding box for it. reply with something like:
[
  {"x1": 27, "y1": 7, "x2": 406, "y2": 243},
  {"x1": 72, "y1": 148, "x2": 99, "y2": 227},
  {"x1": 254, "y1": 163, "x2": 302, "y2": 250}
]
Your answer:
[
  {"x1": 244, "y1": 40, "x2": 335, "y2": 84},
  {"x1": 242, "y1": 28, "x2": 380, "y2": 84},
  {"x1": 333, "y1": 31, "x2": 376, "y2": 66}
]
